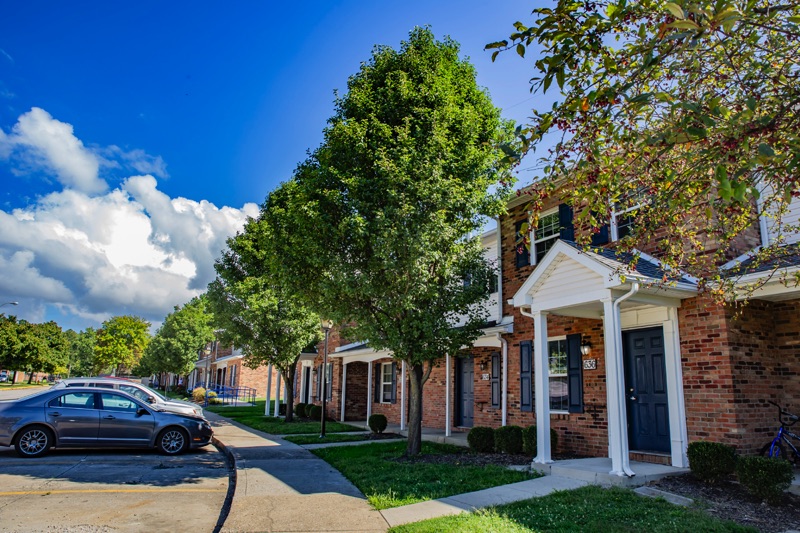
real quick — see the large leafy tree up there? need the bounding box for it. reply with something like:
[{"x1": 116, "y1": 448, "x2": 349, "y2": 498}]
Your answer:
[
  {"x1": 0, "y1": 319, "x2": 69, "y2": 383},
  {"x1": 0, "y1": 315, "x2": 22, "y2": 372},
  {"x1": 268, "y1": 28, "x2": 512, "y2": 455},
  {"x1": 489, "y1": 0, "x2": 800, "y2": 295},
  {"x1": 207, "y1": 214, "x2": 320, "y2": 423},
  {"x1": 139, "y1": 297, "x2": 215, "y2": 385},
  {"x1": 63, "y1": 328, "x2": 96, "y2": 378},
  {"x1": 94, "y1": 315, "x2": 151, "y2": 376}
]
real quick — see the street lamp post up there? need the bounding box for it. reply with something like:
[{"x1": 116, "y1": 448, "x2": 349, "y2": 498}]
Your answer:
[
  {"x1": 0, "y1": 302, "x2": 18, "y2": 309},
  {"x1": 320, "y1": 319, "x2": 333, "y2": 438}
]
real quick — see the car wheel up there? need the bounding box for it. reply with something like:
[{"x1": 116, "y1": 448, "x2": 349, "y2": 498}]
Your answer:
[
  {"x1": 15, "y1": 425, "x2": 53, "y2": 458},
  {"x1": 157, "y1": 427, "x2": 189, "y2": 455}
]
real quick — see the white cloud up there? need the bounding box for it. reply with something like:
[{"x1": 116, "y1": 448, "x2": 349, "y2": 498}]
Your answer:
[
  {"x1": 0, "y1": 108, "x2": 259, "y2": 328},
  {"x1": 0, "y1": 107, "x2": 107, "y2": 194},
  {"x1": 104, "y1": 146, "x2": 169, "y2": 179}
]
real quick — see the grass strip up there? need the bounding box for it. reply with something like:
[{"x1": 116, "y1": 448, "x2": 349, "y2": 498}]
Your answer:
[
  {"x1": 389, "y1": 485, "x2": 755, "y2": 533},
  {"x1": 312, "y1": 441, "x2": 535, "y2": 509},
  {"x1": 283, "y1": 433, "x2": 381, "y2": 445},
  {"x1": 208, "y1": 401, "x2": 362, "y2": 434}
]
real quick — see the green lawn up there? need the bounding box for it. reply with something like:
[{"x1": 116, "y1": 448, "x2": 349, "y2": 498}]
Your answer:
[
  {"x1": 390, "y1": 485, "x2": 754, "y2": 533},
  {"x1": 311, "y1": 441, "x2": 536, "y2": 509},
  {"x1": 0, "y1": 382, "x2": 50, "y2": 389},
  {"x1": 208, "y1": 400, "x2": 363, "y2": 434}
]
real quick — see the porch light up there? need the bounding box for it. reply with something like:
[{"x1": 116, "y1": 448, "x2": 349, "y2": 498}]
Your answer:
[{"x1": 580, "y1": 339, "x2": 592, "y2": 356}]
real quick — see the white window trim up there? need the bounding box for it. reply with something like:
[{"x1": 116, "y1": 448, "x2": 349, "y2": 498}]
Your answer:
[
  {"x1": 547, "y1": 335, "x2": 569, "y2": 414},
  {"x1": 531, "y1": 208, "x2": 560, "y2": 265},
  {"x1": 380, "y1": 362, "x2": 393, "y2": 404}
]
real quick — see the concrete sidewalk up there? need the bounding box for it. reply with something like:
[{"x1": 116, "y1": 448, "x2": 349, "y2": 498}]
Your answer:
[{"x1": 207, "y1": 412, "x2": 389, "y2": 532}]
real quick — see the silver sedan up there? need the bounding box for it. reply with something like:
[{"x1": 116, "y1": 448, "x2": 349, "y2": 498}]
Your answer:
[{"x1": 0, "y1": 387, "x2": 213, "y2": 458}]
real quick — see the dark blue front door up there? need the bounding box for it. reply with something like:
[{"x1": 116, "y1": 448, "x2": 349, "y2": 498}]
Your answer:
[
  {"x1": 623, "y1": 327, "x2": 671, "y2": 453},
  {"x1": 456, "y1": 356, "x2": 474, "y2": 427}
]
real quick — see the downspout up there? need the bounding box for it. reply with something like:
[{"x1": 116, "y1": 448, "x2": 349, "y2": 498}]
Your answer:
[
  {"x1": 611, "y1": 282, "x2": 639, "y2": 477},
  {"x1": 497, "y1": 332, "x2": 508, "y2": 426}
]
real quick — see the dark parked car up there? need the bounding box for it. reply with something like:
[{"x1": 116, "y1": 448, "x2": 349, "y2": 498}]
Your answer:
[{"x1": 0, "y1": 387, "x2": 213, "y2": 458}]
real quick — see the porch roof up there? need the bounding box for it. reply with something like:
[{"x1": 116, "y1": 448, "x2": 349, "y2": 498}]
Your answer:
[{"x1": 512, "y1": 240, "x2": 697, "y2": 316}]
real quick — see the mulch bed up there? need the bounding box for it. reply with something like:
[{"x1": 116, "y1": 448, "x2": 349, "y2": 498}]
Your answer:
[{"x1": 650, "y1": 474, "x2": 800, "y2": 533}]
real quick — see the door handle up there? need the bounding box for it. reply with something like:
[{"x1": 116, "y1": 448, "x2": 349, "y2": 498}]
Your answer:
[
  {"x1": 103, "y1": 415, "x2": 116, "y2": 420},
  {"x1": 628, "y1": 394, "x2": 637, "y2": 401},
  {"x1": 50, "y1": 412, "x2": 61, "y2": 417}
]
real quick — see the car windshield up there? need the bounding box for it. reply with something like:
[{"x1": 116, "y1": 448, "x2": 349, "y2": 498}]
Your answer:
[{"x1": 141, "y1": 384, "x2": 168, "y2": 401}]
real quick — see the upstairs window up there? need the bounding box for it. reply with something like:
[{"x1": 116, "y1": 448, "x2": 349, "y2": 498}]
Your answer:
[
  {"x1": 533, "y1": 210, "x2": 561, "y2": 264},
  {"x1": 515, "y1": 220, "x2": 530, "y2": 268},
  {"x1": 611, "y1": 187, "x2": 648, "y2": 241}
]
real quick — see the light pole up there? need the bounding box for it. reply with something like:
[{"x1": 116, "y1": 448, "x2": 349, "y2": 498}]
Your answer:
[
  {"x1": 0, "y1": 301, "x2": 18, "y2": 309},
  {"x1": 320, "y1": 319, "x2": 333, "y2": 438}
]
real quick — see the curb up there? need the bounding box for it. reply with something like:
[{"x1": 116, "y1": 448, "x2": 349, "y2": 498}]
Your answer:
[{"x1": 212, "y1": 436, "x2": 237, "y2": 533}]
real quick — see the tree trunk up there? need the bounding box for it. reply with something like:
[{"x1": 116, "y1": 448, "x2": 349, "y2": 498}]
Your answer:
[
  {"x1": 282, "y1": 366, "x2": 296, "y2": 422},
  {"x1": 27, "y1": 371, "x2": 33, "y2": 384},
  {"x1": 406, "y1": 363, "x2": 425, "y2": 456}
]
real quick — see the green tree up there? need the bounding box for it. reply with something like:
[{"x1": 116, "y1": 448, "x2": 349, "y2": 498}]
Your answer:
[
  {"x1": 267, "y1": 28, "x2": 512, "y2": 455},
  {"x1": 139, "y1": 297, "x2": 215, "y2": 386},
  {"x1": 207, "y1": 214, "x2": 320, "y2": 423},
  {"x1": 12, "y1": 321, "x2": 69, "y2": 383},
  {"x1": 64, "y1": 328, "x2": 96, "y2": 378},
  {"x1": 94, "y1": 315, "x2": 151, "y2": 376},
  {"x1": 0, "y1": 315, "x2": 22, "y2": 373},
  {"x1": 488, "y1": 0, "x2": 800, "y2": 296}
]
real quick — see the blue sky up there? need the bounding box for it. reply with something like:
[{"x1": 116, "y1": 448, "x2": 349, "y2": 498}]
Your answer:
[{"x1": 0, "y1": 1, "x2": 539, "y2": 332}]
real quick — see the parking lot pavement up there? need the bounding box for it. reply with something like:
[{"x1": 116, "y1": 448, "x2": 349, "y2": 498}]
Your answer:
[{"x1": 0, "y1": 446, "x2": 230, "y2": 532}]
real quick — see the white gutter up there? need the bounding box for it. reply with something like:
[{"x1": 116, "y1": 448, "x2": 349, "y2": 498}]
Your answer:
[
  {"x1": 497, "y1": 332, "x2": 508, "y2": 426},
  {"x1": 610, "y1": 282, "x2": 639, "y2": 477}
]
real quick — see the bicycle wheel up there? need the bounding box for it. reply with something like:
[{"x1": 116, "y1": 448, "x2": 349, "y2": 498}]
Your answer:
[{"x1": 769, "y1": 441, "x2": 787, "y2": 460}]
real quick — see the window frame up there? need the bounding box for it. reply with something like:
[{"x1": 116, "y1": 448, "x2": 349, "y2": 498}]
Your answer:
[
  {"x1": 611, "y1": 187, "x2": 648, "y2": 241},
  {"x1": 532, "y1": 208, "x2": 561, "y2": 265},
  {"x1": 379, "y1": 362, "x2": 393, "y2": 404}
]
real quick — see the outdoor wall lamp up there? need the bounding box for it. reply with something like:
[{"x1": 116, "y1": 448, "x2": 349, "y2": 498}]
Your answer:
[{"x1": 580, "y1": 338, "x2": 592, "y2": 356}]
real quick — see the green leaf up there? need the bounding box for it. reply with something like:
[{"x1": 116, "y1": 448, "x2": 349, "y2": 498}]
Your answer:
[
  {"x1": 758, "y1": 143, "x2": 775, "y2": 157},
  {"x1": 668, "y1": 20, "x2": 700, "y2": 30},
  {"x1": 746, "y1": 97, "x2": 756, "y2": 112},
  {"x1": 664, "y1": 2, "x2": 685, "y2": 19},
  {"x1": 687, "y1": 127, "x2": 706, "y2": 139},
  {"x1": 555, "y1": 68, "x2": 565, "y2": 90},
  {"x1": 516, "y1": 43, "x2": 525, "y2": 58}
]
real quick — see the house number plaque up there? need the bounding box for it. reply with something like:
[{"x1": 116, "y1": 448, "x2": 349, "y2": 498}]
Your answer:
[
  {"x1": 583, "y1": 359, "x2": 597, "y2": 370},
  {"x1": 481, "y1": 373, "x2": 490, "y2": 381}
]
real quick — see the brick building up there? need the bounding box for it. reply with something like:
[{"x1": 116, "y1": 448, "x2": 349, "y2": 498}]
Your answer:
[{"x1": 298, "y1": 191, "x2": 800, "y2": 476}]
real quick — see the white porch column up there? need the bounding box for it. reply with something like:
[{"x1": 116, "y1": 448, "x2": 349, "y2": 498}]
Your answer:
[
  {"x1": 400, "y1": 361, "x2": 406, "y2": 431},
  {"x1": 602, "y1": 297, "x2": 633, "y2": 476},
  {"x1": 445, "y1": 353, "x2": 452, "y2": 437},
  {"x1": 265, "y1": 364, "x2": 273, "y2": 416},
  {"x1": 498, "y1": 333, "x2": 508, "y2": 426},
  {"x1": 532, "y1": 311, "x2": 552, "y2": 464},
  {"x1": 366, "y1": 362, "x2": 373, "y2": 421},
  {"x1": 340, "y1": 363, "x2": 347, "y2": 422},
  {"x1": 274, "y1": 371, "x2": 281, "y2": 417},
  {"x1": 664, "y1": 306, "x2": 689, "y2": 467}
]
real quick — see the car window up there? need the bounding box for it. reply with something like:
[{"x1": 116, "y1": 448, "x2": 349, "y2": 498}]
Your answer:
[
  {"x1": 50, "y1": 392, "x2": 96, "y2": 409},
  {"x1": 119, "y1": 384, "x2": 152, "y2": 402},
  {"x1": 65, "y1": 382, "x2": 86, "y2": 387},
  {"x1": 99, "y1": 392, "x2": 140, "y2": 412}
]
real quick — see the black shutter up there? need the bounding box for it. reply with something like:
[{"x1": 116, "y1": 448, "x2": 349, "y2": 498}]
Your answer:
[
  {"x1": 520, "y1": 341, "x2": 532, "y2": 412},
  {"x1": 316, "y1": 364, "x2": 321, "y2": 400},
  {"x1": 591, "y1": 223, "x2": 610, "y2": 245},
  {"x1": 515, "y1": 221, "x2": 530, "y2": 268},
  {"x1": 390, "y1": 363, "x2": 397, "y2": 404},
  {"x1": 326, "y1": 363, "x2": 333, "y2": 401},
  {"x1": 490, "y1": 353, "x2": 500, "y2": 408},
  {"x1": 374, "y1": 363, "x2": 381, "y2": 403},
  {"x1": 559, "y1": 203, "x2": 575, "y2": 241},
  {"x1": 566, "y1": 333, "x2": 584, "y2": 414}
]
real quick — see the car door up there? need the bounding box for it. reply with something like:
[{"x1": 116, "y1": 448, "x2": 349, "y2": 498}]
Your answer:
[
  {"x1": 97, "y1": 392, "x2": 155, "y2": 446},
  {"x1": 46, "y1": 392, "x2": 100, "y2": 444}
]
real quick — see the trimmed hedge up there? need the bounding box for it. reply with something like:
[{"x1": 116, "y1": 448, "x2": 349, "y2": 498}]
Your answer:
[
  {"x1": 368, "y1": 414, "x2": 388, "y2": 434},
  {"x1": 295, "y1": 403, "x2": 307, "y2": 418},
  {"x1": 467, "y1": 426, "x2": 495, "y2": 453},
  {"x1": 687, "y1": 441, "x2": 737, "y2": 484},
  {"x1": 307, "y1": 404, "x2": 322, "y2": 420},
  {"x1": 736, "y1": 456, "x2": 793, "y2": 505},
  {"x1": 495, "y1": 425, "x2": 524, "y2": 454},
  {"x1": 522, "y1": 425, "x2": 559, "y2": 457}
]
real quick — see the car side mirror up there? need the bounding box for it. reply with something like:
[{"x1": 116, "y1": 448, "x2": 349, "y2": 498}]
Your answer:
[
  {"x1": 137, "y1": 407, "x2": 150, "y2": 416},
  {"x1": 147, "y1": 397, "x2": 156, "y2": 404}
]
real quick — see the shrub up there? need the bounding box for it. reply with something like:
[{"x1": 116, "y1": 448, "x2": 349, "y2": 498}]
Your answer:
[
  {"x1": 495, "y1": 425, "x2": 524, "y2": 454},
  {"x1": 687, "y1": 441, "x2": 737, "y2": 484},
  {"x1": 192, "y1": 387, "x2": 206, "y2": 403},
  {"x1": 368, "y1": 414, "x2": 388, "y2": 434},
  {"x1": 467, "y1": 426, "x2": 495, "y2": 453},
  {"x1": 736, "y1": 456, "x2": 793, "y2": 505},
  {"x1": 295, "y1": 403, "x2": 306, "y2": 418},
  {"x1": 307, "y1": 404, "x2": 322, "y2": 420},
  {"x1": 207, "y1": 391, "x2": 218, "y2": 399},
  {"x1": 522, "y1": 425, "x2": 559, "y2": 457}
]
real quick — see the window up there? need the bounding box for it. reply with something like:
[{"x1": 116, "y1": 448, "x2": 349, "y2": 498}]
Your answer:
[
  {"x1": 380, "y1": 363, "x2": 393, "y2": 403},
  {"x1": 50, "y1": 392, "x2": 95, "y2": 409},
  {"x1": 230, "y1": 365, "x2": 237, "y2": 387},
  {"x1": 318, "y1": 363, "x2": 333, "y2": 401},
  {"x1": 612, "y1": 187, "x2": 648, "y2": 241},
  {"x1": 99, "y1": 393, "x2": 139, "y2": 412},
  {"x1": 533, "y1": 210, "x2": 561, "y2": 264},
  {"x1": 548, "y1": 339, "x2": 569, "y2": 412},
  {"x1": 119, "y1": 385, "x2": 152, "y2": 403}
]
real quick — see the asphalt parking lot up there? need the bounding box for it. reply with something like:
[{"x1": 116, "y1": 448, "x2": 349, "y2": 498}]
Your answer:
[{"x1": 0, "y1": 388, "x2": 232, "y2": 532}]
